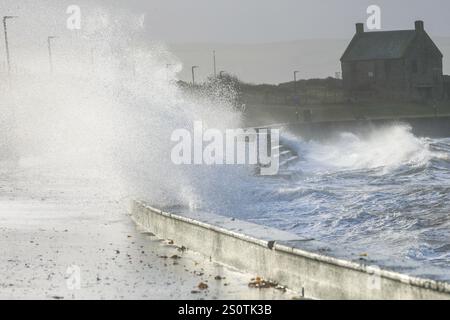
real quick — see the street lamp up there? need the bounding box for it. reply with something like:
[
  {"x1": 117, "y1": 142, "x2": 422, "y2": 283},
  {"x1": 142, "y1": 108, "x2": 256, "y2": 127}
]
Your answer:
[
  {"x1": 213, "y1": 50, "x2": 217, "y2": 77},
  {"x1": 3, "y1": 16, "x2": 18, "y2": 75},
  {"x1": 191, "y1": 65, "x2": 199, "y2": 85},
  {"x1": 47, "y1": 36, "x2": 57, "y2": 74},
  {"x1": 294, "y1": 70, "x2": 300, "y2": 92}
]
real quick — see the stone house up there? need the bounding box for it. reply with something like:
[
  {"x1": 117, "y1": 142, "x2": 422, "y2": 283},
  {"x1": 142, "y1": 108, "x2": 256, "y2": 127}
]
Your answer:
[{"x1": 341, "y1": 21, "x2": 444, "y2": 101}]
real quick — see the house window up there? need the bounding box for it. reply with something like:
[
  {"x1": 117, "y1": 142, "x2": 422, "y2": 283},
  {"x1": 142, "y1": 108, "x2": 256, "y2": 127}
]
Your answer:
[
  {"x1": 412, "y1": 60, "x2": 418, "y2": 73},
  {"x1": 434, "y1": 74, "x2": 439, "y2": 84},
  {"x1": 384, "y1": 60, "x2": 392, "y2": 76}
]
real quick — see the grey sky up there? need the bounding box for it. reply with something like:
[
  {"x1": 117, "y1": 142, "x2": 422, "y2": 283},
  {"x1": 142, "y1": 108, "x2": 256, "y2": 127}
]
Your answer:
[
  {"x1": 108, "y1": 0, "x2": 450, "y2": 83},
  {"x1": 101, "y1": 0, "x2": 450, "y2": 43},
  {"x1": 2, "y1": 0, "x2": 450, "y2": 83}
]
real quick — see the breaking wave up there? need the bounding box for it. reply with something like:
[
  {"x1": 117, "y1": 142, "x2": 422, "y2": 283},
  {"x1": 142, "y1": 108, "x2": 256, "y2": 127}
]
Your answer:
[
  {"x1": 0, "y1": 0, "x2": 448, "y2": 282},
  {"x1": 282, "y1": 124, "x2": 439, "y2": 174}
]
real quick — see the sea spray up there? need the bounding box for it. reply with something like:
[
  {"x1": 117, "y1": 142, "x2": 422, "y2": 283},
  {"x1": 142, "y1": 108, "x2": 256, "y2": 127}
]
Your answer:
[{"x1": 0, "y1": 2, "x2": 244, "y2": 210}]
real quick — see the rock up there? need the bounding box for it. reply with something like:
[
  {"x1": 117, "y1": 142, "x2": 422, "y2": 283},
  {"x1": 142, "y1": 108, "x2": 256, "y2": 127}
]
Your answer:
[
  {"x1": 248, "y1": 277, "x2": 278, "y2": 289},
  {"x1": 198, "y1": 282, "x2": 209, "y2": 290}
]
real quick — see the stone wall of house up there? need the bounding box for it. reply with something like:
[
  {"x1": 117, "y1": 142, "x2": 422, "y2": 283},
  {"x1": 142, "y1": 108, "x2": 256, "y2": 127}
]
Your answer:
[
  {"x1": 404, "y1": 34, "x2": 444, "y2": 101},
  {"x1": 342, "y1": 59, "x2": 408, "y2": 100}
]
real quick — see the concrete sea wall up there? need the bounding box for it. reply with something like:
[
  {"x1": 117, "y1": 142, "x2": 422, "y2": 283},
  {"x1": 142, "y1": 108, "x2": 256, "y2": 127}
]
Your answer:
[{"x1": 131, "y1": 201, "x2": 450, "y2": 300}]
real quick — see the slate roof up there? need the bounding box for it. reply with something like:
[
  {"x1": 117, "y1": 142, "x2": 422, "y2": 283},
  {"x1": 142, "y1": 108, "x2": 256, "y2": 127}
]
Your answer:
[{"x1": 341, "y1": 30, "x2": 419, "y2": 62}]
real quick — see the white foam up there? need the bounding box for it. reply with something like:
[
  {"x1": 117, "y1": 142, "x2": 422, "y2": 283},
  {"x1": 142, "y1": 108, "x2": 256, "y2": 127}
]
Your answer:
[{"x1": 283, "y1": 124, "x2": 434, "y2": 174}]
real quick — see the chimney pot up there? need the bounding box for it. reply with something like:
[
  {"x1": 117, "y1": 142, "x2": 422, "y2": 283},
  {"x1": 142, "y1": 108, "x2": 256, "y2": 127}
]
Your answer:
[
  {"x1": 415, "y1": 20, "x2": 424, "y2": 32},
  {"x1": 356, "y1": 23, "x2": 364, "y2": 34}
]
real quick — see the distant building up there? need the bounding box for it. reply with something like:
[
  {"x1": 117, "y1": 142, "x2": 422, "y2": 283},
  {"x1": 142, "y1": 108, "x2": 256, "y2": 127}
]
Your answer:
[{"x1": 341, "y1": 21, "x2": 444, "y2": 101}]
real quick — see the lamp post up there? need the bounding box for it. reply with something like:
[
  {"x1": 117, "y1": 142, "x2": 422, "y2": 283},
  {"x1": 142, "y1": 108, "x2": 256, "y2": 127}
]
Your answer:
[
  {"x1": 213, "y1": 50, "x2": 217, "y2": 77},
  {"x1": 3, "y1": 16, "x2": 18, "y2": 75},
  {"x1": 165, "y1": 63, "x2": 173, "y2": 85},
  {"x1": 294, "y1": 70, "x2": 300, "y2": 92},
  {"x1": 48, "y1": 36, "x2": 57, "y2": 74},
  {"x1": 191, "y1": 65, "x2": 199, "y2": 85},
  {"x1": 166, "y1": 63, "x2": 172, "y2": 79},
  {"x1": 293, "y1": 70, "x2": 301, "y2": 109}
]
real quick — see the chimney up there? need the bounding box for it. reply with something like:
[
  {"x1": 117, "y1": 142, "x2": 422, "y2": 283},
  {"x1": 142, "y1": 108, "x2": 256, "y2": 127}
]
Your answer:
[
  {"x1": 415, "y1": 20, "x2": 424, "y2": 32},
  {"x1": 356, "y1": 23, "x2": 364, "y2": 34}
]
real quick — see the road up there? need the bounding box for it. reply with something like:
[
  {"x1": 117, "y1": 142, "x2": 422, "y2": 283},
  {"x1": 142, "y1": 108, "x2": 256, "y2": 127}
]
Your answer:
[{"x1": 0, "y1": 160, "x2": 296, "y2": 300}]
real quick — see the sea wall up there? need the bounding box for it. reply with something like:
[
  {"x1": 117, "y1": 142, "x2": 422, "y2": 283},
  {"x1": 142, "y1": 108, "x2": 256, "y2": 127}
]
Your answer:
[{"x1": 131, "y1": 201, "x2": 450, "y2": 300}]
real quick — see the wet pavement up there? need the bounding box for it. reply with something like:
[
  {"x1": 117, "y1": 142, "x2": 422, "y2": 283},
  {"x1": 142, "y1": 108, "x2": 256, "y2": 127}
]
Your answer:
[{"x1": 0, "y1": 162, "x2": 298, "y2": 300}]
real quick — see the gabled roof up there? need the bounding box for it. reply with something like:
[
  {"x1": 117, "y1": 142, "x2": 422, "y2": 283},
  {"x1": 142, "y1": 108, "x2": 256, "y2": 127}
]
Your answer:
[{"x1": 341, "y1": 30, "x2": 425, "y2": 62}]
